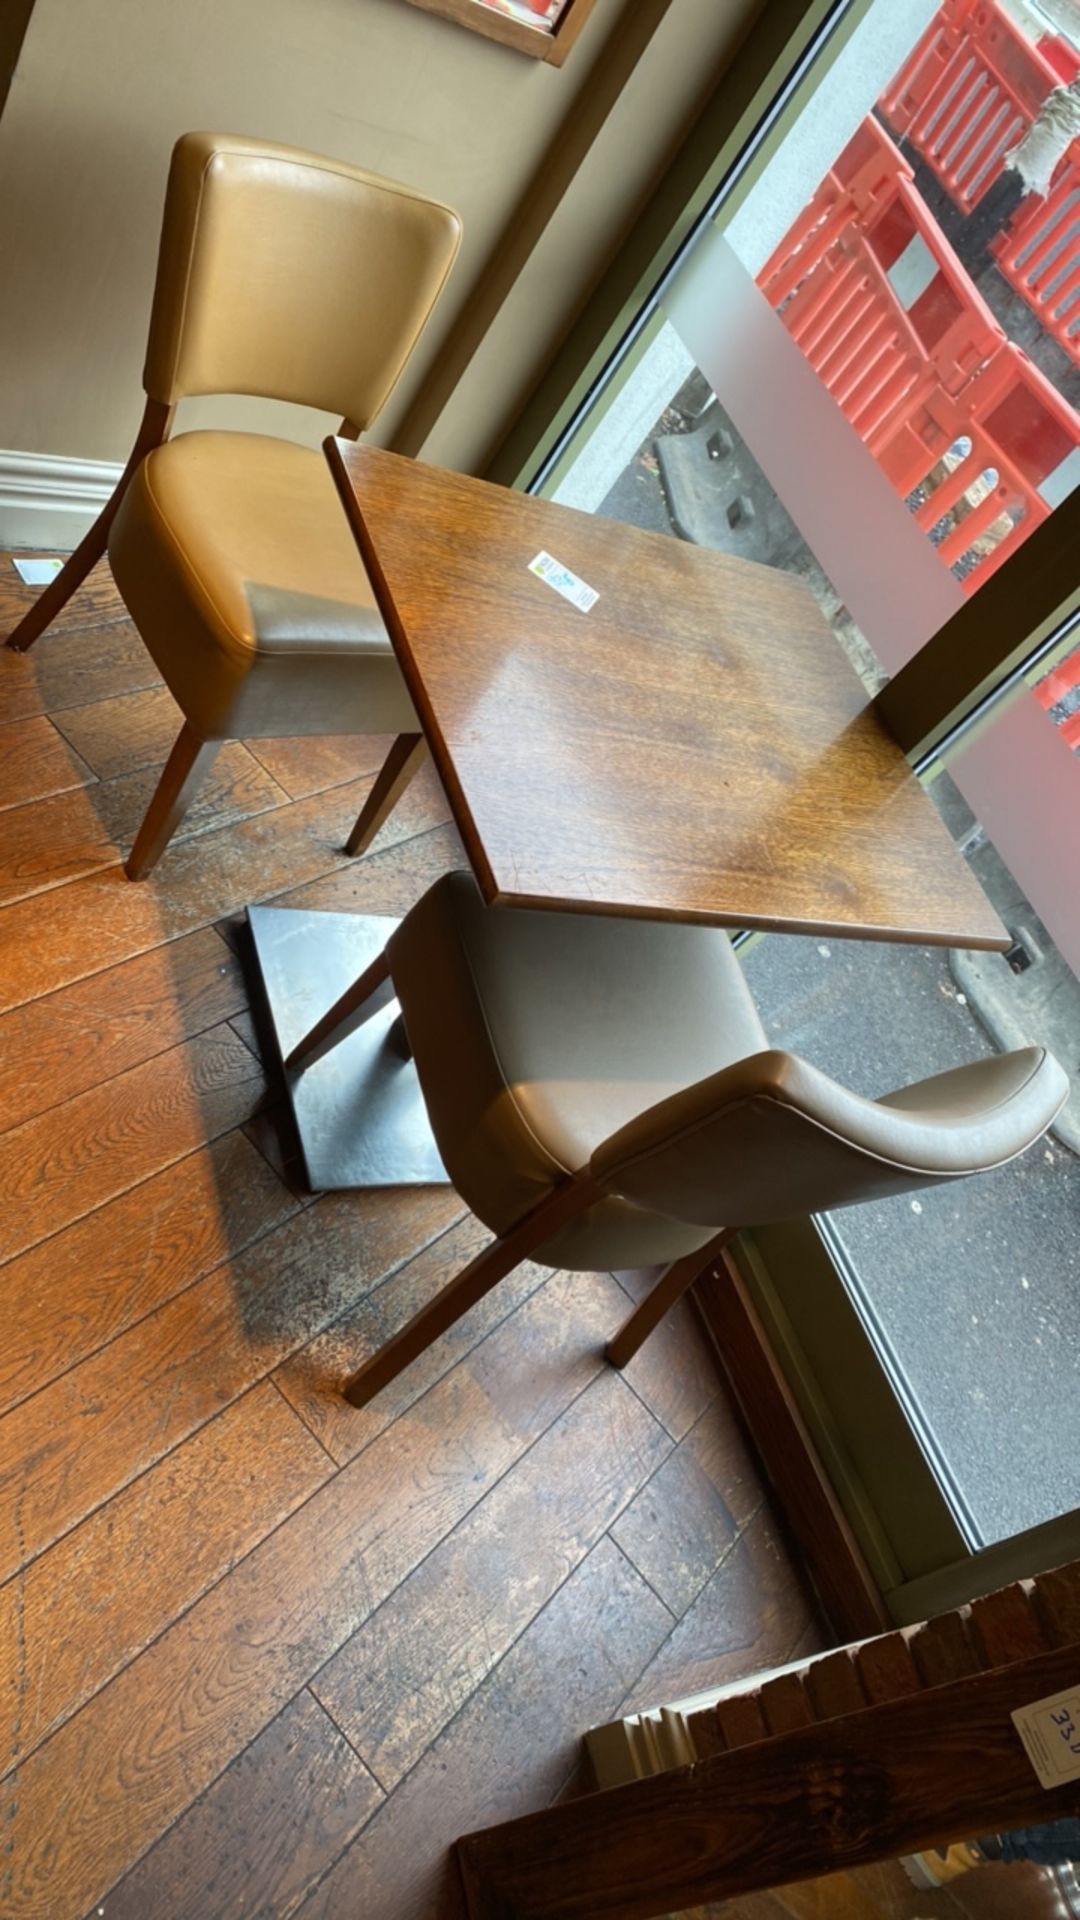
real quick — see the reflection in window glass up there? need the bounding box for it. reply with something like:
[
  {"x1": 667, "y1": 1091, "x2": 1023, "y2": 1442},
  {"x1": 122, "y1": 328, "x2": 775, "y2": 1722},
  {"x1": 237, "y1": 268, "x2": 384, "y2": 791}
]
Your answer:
[{"x1": 1033, "y1": 633, "x2": 1080, "y2": 752}]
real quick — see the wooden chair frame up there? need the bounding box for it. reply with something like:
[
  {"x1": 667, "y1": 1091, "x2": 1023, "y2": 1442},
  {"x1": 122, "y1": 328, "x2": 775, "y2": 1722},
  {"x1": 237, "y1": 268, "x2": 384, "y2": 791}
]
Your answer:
[
  {"x1": 286, "y1": 953, "x2": 733, "y2": 1407},
  {"x1": 4, "y1": 404, "x2": 428, "y2": 875}
]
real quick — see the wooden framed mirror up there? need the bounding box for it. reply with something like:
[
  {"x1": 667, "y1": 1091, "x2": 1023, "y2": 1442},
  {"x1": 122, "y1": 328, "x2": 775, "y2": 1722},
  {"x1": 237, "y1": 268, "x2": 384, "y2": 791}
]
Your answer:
[{"x1": 397, "y1": 0, "x2": 600, "y2": 65}]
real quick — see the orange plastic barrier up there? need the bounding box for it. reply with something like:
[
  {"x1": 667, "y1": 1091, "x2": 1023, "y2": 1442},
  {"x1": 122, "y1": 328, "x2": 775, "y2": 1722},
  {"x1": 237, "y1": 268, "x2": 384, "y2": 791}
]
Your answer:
[
  {"x1": 879, "y1": 0, "x2": 1057, "y2": 211},
  {"x1": 993, "y1": 135, "x2": 1080, "y2": 367},
  {"x1": 758, "y1": 115, "x2": 1080, "y2": 596},
  {"x1": 880, "y1": 0, "x2": 1080, "y2": 368},
  {"x1": 758, "y1": 120, "x2": 1003, "y2": 455},
  {"x1": 1037, "y1": 33, "x2": 1080, "y2": 86},
  {"x1": 760, "y1": 114, "x2": 915, "y2": 312},
  {"x1": 892, "y1": 339, "x2": 1080, "y2": 589},
  {"x1": 1037, "y1": 646, "x2": 1080, "y2": 742}
]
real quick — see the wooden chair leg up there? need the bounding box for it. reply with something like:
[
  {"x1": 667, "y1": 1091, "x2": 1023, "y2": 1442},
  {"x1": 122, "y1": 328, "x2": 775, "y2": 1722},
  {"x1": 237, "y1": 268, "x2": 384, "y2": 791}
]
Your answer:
[
  {"x1": 125, "y1": 722, "x2": 220, "y2": 880},
  {"x1": 606, "y1": 1229, "x2": 733, "y2": 1369},
  {"x1": 342, "y1": 1167, "x2": 603, "y2": 1409},
  {"x1": 345, "y1": 732, "x2": 427, "y2": 856},
  {"x1": 286, "y1": 951, "x2": 395, "y2": 1072},
  {"x1": 5, "y1": 399, "x2": 171, "y2": 652}
]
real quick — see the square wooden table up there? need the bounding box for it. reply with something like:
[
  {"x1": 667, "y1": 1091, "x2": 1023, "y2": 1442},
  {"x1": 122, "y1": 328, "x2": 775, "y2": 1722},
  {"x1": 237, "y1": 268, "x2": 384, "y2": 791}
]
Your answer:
[{"x1": 326, "y1": 439, "x2": 1007, "y2": 953}]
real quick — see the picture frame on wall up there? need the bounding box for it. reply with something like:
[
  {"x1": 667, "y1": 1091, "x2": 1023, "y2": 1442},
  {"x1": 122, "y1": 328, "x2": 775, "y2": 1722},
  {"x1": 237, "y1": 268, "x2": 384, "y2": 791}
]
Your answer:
[{"x1": 398, "y1": 0, "x2": 600, "y2": 65}]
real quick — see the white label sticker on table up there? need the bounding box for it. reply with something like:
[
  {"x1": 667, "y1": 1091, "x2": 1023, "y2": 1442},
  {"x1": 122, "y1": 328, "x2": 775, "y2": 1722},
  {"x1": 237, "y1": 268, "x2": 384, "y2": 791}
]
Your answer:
[
  {"x1": 1012, "y1": 1686, "x2": 1080, "y2": 1789},
  {"x1": 528, "y1": 551, "x2": 598, "y2": 612}
]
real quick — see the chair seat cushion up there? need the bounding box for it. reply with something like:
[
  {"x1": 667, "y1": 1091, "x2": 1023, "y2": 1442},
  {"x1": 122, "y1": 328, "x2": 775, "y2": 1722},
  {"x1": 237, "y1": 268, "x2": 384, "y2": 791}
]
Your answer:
[
  {"x1": 108, "y1": 431, "x2": 417, "y2": 739},
  {"x1": 389, "y1": 871, "x2": 768, "y2": 1269}
]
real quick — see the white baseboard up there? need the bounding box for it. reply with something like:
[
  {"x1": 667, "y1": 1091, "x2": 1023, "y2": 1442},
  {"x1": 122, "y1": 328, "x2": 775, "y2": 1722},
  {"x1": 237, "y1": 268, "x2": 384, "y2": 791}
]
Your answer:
[{"x1": 0, "y1": 449, "x2": 122, "y2": 550}]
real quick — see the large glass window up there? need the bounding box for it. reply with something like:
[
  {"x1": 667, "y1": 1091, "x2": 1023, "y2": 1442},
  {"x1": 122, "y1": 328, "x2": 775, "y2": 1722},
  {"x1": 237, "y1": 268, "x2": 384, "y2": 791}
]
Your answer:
[{"x1": 538, "y1": 0, "x2": 1080, "y2": 1558}]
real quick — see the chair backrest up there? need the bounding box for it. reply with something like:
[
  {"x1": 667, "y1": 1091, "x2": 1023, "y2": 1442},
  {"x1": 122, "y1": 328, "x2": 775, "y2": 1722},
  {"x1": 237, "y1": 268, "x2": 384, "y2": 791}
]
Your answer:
[
  {"x1": 142, "y1": 131, "x2": 462, "y2": 429},
  {"x1": 593, "y1": 1045, "x2": 1068, "y2": 1228}
]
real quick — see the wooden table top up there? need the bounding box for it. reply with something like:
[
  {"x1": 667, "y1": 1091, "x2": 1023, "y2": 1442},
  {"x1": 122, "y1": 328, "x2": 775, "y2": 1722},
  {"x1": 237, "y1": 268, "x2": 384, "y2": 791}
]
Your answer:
[{"x1": 327, "y1": 440, "x2": 1008, "y2": 951}]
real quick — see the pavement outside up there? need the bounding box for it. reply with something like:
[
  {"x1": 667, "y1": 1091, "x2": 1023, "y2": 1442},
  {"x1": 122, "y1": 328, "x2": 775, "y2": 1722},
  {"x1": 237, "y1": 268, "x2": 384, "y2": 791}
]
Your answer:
[{"x1": 595, "y1": 404, "x2": 1080, "y2": 1550}]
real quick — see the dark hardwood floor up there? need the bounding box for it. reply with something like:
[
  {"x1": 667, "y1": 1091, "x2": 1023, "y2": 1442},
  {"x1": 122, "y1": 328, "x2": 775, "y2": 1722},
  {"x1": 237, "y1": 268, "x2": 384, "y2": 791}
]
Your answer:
[{"x1": 0, "y1": 558, "x2": 822, "y2": 1920}]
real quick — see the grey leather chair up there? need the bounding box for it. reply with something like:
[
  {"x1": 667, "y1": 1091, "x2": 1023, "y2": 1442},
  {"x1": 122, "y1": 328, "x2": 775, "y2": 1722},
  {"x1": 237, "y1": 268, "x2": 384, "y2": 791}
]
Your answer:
[
  {"x1": 5, "y1": 132, "x2": 462, "y2": 879},
  {"x1": 288, "y1": 871, "x2": 1069, "y2": 1408}
]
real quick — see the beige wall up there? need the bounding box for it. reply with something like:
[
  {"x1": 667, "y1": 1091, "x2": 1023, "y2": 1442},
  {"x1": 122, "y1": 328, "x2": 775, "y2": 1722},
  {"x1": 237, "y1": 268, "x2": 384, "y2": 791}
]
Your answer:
[
  {"x1": 0, "y1": 0, "x2": 758, "y2": 475},
  {"x1": 420, "y1": 0, "x2": 762, "y2": 472}
]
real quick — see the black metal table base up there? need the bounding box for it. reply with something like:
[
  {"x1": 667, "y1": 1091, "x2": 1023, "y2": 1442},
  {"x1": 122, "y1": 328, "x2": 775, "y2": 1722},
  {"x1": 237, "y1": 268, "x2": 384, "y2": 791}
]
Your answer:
[{"x1": 246, "y1": 905, "x2": 448, "y2": 1191}]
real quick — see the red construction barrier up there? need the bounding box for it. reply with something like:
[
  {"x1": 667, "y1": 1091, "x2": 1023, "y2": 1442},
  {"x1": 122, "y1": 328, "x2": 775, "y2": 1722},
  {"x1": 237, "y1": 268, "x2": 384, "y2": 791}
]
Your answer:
[
  {"x1": 758, "y1": 115, "x2": 1080, "y2": 598},
  {"x1": 1040, "y1": 648, "x2": 1080, "y2": 704},
  {"x1": 1037, "y1": 33, "x2": 1080, "y2": 85},
  {"x1": 758, "y1": 119, "x2": 1003, "y2": 462},
  {"x1": 879, "y1": 0, "x2": 1059, "y2": 210},
  {"x1": 894, "y1": 340, "x2": 1080, "y2": 590},
  {"x1": 1036, "y1": 644, "x2": 1080, "y2": 741},
  {"x1": 755, "y1": 21, "x2": 1080, "y2": 743},
  {"x1": 993, "y1": 135, "x2": 1080, "y2": 366},
  {"x1": 880, "y1": 0, "x2": 1080, "y2": 366},
  {"x1": 758, "y1": 116, "x2": 915, "y2": 313}
]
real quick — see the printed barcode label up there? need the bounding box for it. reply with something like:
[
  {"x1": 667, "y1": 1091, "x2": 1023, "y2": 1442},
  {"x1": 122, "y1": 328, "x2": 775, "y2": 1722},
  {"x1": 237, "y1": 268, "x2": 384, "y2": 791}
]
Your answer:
[{"x1": 528, "y1": 550, "x2": 598, "y2": 613}]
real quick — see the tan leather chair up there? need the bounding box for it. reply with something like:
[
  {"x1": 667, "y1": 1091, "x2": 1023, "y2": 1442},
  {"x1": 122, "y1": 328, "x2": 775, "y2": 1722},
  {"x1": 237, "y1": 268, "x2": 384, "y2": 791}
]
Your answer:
[
  {"x1": 5, "y1": 132, "x2": 462, "y2": 878},
  {"x1": 287, "y1": 871, "x2": 1069, "y2": 1408}
]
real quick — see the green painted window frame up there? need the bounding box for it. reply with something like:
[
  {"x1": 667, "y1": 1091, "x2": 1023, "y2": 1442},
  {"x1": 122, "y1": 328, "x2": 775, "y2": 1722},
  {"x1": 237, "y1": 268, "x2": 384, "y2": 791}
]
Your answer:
[{"x1": 481, "y1": 0, "x2": 1080, "y2": 1616}]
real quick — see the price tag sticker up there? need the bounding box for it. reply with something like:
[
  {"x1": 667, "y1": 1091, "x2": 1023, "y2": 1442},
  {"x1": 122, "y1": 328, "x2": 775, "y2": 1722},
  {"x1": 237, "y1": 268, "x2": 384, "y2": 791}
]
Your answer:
[
  {"x1": 1012, "y1": 1686, "x2": 1080, "y2": 1789},
  {"x1": 528, "y1": 551, "x2": 598, "y2": 613}
]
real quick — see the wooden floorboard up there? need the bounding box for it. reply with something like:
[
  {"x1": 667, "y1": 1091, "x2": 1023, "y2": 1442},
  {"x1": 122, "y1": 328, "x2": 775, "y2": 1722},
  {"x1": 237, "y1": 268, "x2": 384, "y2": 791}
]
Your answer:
[
  {"x1": 0, "y1": 713, "x2": 96, "y2": 811},
  {"x1": 0, "y1": 781, "x2": 368, "y2": 1011},
  {"x1": 52, "y1": 684, "x2": 389, "y2": 798},
  {"x1": 274, "y1": 1212, "x2": 542, "y2": 1465},
  {"x1": 623, "y1": 1504, "x2": 821, "y2": 1710},
  {"x1": 0, "y1": 1130, "x2": 298, "y2": 1418},
  {"x1": 1, "y1": 1382, "x2": 329, "y2": 1771},
  {"x1": 610, "y1": 1403, "x2": 752, "y2": 1619},
  {"x1": 0, "y1": 565, "x2": 819, "y2": 1920},
  {"x1": 0, "y1": 554, "x2": 126, "y2": 633},
  {"x1": 276, "y1": 814, "x2": 462, "y2": 919},
  {"x1": 51, "y1": 681, "x2": 184, "y2": 778},
  {"x1": 0, "y1": 616, "x2": 162, "y2": 723},
  {"x1": 94, "y1": 1689, "x2": 384, "y2": 1920},
  {"x1": 0, "y1": 740, "x2": 288, "y2": 908},
  {"x1": 0, "y1": 1185, "x2": 463, "y2": 1582},
  {"x1": 5, "y1": 1278, "x2": 626, "y2": 1919},
  {"x1": 293, "y1": 1542, "x2": 676, "y2": 1920},
  {"x1": 311, "y1": 1366, "x2": 671, "y2": 1792},
  {"x1": 612, "y1": 1269, "x2": 721, "y2": 1442},
  {"x1": 246, "y1": 732, "x2": 394, "y2": 800},
  {"x1": 0, "y1": 776, "x2": 455, "y2": 1016},
  {"x1": 0, "y1": 924, "x2": 246, "y2": 1134},
  {"x1": 0, "y1": 1021, "x2": 266, "y2": 1265}
]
